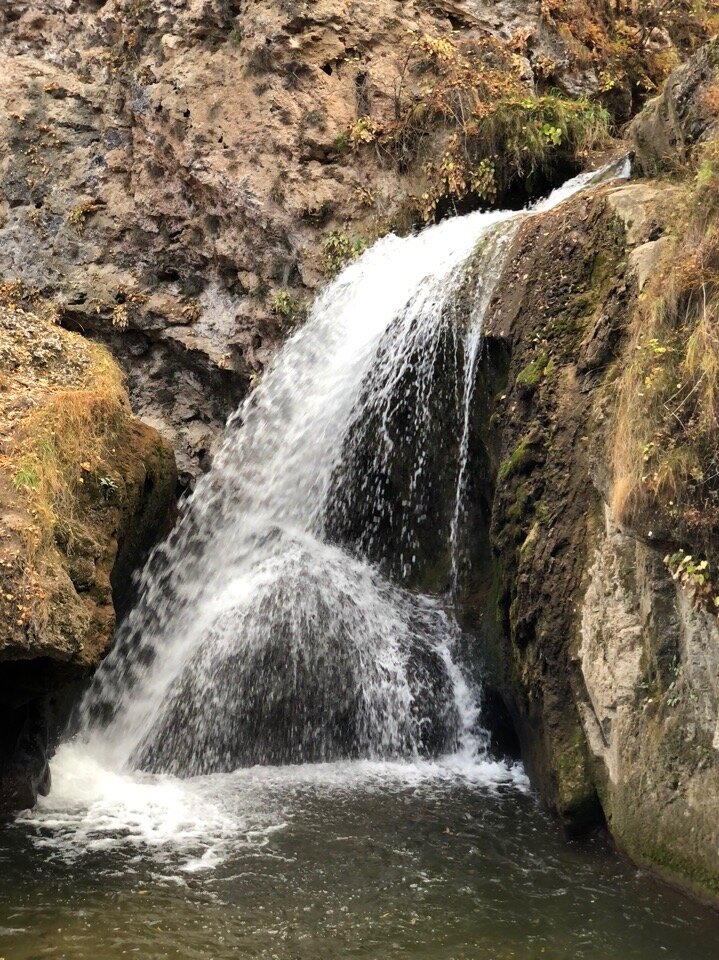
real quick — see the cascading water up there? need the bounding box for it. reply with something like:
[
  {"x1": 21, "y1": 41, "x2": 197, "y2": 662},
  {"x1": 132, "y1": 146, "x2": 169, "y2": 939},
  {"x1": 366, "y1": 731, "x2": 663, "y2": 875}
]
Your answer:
[
  {"x1": 29, "y1": 159, "x2": 630, "y2": 860},
  {"x1": 83, "y1": 204, "x2": 508, "y2": 775}
]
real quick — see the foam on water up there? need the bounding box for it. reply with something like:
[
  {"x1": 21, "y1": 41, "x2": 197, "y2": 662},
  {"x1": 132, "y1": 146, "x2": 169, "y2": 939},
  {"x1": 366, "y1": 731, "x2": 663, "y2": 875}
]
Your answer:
[{"x1": 20, "y1": 744, "x2": 529, "y2": 873}]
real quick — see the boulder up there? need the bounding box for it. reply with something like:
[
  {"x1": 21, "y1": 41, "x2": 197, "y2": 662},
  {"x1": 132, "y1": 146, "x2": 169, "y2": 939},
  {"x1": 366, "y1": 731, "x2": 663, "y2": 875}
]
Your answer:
[{"x1": 0, "y1": 292, "x2": 176, "y2": 816}]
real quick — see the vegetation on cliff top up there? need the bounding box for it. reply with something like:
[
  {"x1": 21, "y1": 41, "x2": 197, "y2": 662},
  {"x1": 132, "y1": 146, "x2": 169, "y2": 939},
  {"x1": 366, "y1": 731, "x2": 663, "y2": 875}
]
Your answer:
[
  {"x1": 343, "y1": 1, "x2": 716, "y2": 224},
  {"x1": 612, "y1": 129, "x2": 719, "y2": 564},
  {"x1": 347, "y1": 32, "x2": 612, "y2": 221},
  {"x1": 0, "y1": 282, "x2": 175, "y2": 661},
  {"x1": 539, "y1": 0, "x2": 717, "y2": 105},
  {"x1": 0, "y1": 283, "x2": 129, "y2": 555}
]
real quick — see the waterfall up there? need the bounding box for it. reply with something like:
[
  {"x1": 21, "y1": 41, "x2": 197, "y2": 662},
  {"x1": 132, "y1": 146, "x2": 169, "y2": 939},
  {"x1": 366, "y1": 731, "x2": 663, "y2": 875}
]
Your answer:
[{"x1": 70, "y1": 158, "x2": 630, "y2": 780}]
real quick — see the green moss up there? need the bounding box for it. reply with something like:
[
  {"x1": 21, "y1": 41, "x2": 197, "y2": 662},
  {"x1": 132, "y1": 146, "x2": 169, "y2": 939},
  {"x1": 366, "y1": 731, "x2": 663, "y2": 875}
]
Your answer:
[
  {"x1": 270, "y1": 290, "x2": 307, "y2": 323},
  {"x1": 516, "y1": 352, "x2": 549, "y2": 392},
  {"x1": 334, "y1": 131, "x2": 350, "y2": 152},
  {"x1": 543, "y1": 313, "x2": 583, "y2": 340},
  {"x1": 498, "y1": 439, "x2": 534, "y2": 482},
  {"x1": 590, "y1": 249, "x2": 612, "y2": 289},
  {"x1": 507, "y1": 480, "x2": 531, "y2": 522},
  {"x1": 553, "y1": 725, "x2": 597, "y2": 818},
  {"x1": 616, "y1": 807, "x2": 719, "y2": 899},
  {"x1": 567, "y1": 290, "x2": 598, "y2": 319}
]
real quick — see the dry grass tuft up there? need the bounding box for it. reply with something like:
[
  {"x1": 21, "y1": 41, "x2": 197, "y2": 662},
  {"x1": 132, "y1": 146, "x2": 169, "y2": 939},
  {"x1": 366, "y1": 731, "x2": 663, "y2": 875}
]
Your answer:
[
  {"x1": 0, "y1": 306, "x2": 129, "y2": 557},
  {"x1": 14, "y1": 366, "x2": 126, "y2": 548}
]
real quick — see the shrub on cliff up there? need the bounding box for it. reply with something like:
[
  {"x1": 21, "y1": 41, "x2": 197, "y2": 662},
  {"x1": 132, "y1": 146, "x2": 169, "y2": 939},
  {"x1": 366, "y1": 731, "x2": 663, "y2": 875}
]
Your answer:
[{"x1": 347, "y1": 33, "x2": 612, "y2": 222}]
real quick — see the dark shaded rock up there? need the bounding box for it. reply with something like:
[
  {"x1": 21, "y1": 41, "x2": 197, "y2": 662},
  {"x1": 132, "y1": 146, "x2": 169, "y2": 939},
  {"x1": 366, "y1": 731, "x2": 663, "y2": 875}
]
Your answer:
[{"x1": 0, "y1": 696, "x2": 51, "y2": 820}]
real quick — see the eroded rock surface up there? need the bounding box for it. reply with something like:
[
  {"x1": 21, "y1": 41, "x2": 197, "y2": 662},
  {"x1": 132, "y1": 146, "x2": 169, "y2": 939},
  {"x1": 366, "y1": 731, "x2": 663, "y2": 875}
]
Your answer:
[
  {"x1": 579, "y1": 511, "x2": 719, "y2": 900},
  {"x1": 0, "y1": 0, "x2": 671, "y2": 480},
  {"x1": 465, "y1": 88, "x2": 719, "y2": 897}
]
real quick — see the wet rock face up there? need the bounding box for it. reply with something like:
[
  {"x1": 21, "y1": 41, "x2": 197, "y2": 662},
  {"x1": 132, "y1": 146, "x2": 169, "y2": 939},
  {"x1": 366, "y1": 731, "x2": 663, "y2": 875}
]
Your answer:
[
  {"x1": 136, "y1": 624, "x2": 459, "y2": 775},
  {"x1": 467, "y1": 188, "x2": 633, "y2": 834},
  {"x1": 0, "y1": 694, "x2": 51, "y2": 821},
  {"x1": 325, "y1": 321, "x2": 482, "y2": 593}
]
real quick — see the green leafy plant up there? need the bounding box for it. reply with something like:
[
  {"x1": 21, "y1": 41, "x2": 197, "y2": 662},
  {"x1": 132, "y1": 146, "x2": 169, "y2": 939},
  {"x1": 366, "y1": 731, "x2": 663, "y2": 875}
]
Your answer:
[
  {"x1": 270, "y1": 290, "x2": 306, "y2": 324},
  {"x1": 68, "y1": 201, "x2": 103, "y2": 232},
  {"x1": 322, "y1": 232, "x2": 366, "y2": 277},
  {"x1": 665, "y1": 550, "x2": 719, "y2": 616},
  {"x1": 540, "y1": 122, "x2": 563, "y2": 145},
  {"x1": 98, "y1": 475, "x2": 118, "y2": 500},
  {"x1": 271, "y1": 291, "x2": 293, "y2": 317},
  {"x1": 13, "y1": 466, "x2": 39, "y2": 491}
]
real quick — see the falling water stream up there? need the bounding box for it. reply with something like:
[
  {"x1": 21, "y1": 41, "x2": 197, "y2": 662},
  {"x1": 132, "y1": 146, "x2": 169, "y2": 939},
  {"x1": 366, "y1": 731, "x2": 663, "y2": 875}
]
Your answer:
[{"x1": 3, "y1": 161, "x2": 719, "y2": 959}]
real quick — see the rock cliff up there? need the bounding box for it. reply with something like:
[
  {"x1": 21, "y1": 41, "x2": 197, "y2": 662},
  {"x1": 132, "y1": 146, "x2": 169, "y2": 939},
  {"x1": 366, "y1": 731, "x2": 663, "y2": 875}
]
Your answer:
[
  {"x1": 0, "y1": 0, "x2": 706, "y2": 480},
  {"x1": 465, "y1": 43, "x2": 719, "y2": 902},
  {"x1": 0, "y1": 289, "x2": 176, "y2": 816}
]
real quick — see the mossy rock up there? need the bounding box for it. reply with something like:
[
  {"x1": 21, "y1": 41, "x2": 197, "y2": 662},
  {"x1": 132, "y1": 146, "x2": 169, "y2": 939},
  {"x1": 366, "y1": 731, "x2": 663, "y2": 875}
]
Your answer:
[{"x1": 0, "y1": 300, "x2": 177, "y2": 816}]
